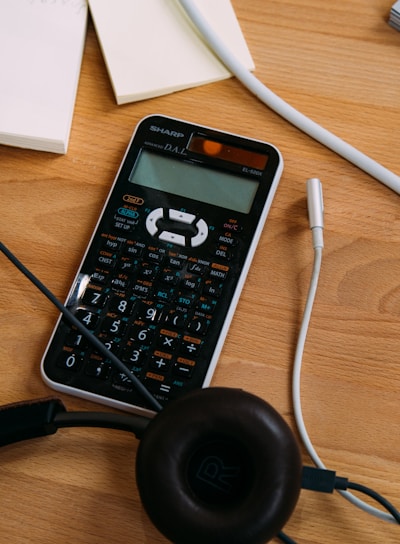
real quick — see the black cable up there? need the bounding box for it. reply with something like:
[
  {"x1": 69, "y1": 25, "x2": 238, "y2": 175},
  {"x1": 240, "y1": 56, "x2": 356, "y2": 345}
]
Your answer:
[
  {"x1": 344, "y1": 481, "x2": 400, "y2": 524},
  {"x1": 0, "y1": 241, "x2": 163, "y2": 413},
  {"x1": 54, "y1": 410, "x2": 151, "y2": 439},
  {"x1": 277, "y1": 531, "x2": 297, "y2": 544},
  {"x1": 302, "y1": 466, "x2": 400, "y2": 525}
]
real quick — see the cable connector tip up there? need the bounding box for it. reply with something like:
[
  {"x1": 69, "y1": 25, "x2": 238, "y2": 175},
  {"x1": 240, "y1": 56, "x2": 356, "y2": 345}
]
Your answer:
[{"x1": 307, "y1": 178, "x2": 324, "y2": 229}]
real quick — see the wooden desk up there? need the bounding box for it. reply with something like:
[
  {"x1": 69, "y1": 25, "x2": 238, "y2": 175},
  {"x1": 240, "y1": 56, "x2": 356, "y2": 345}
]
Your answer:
[{"x1": 1, "y1": 1, "x2": 399, "y2": 542}]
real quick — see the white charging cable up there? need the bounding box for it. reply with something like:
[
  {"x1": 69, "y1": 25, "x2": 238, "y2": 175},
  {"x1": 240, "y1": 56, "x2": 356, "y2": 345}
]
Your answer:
[
  {"x1": 293, "y1": 178, "x2": 396, "y2": 523},
  {"x1": 178, "y1": 0, "x2": 400, "y2": 195},
  {"x1": 178, "y1": 2, "x2": 399, "y2": 522}
]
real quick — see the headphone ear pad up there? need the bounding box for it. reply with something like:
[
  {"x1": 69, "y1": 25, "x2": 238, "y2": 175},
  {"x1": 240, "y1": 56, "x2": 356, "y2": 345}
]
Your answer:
[{"x1": 136, "y1": 387, "x2": 302, "y2": 544}]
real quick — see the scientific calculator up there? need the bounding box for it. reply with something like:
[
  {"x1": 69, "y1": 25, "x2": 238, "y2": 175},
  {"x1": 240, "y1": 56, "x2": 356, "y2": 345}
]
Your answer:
[{"x1": 41, "y1": 115, "x2": 283, "y2": 415}]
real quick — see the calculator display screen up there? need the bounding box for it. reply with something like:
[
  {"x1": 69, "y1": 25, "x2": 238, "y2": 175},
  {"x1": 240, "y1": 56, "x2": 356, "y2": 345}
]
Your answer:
[{"x1": 128, "y1": 150, "x2": 259, "y2": 214}]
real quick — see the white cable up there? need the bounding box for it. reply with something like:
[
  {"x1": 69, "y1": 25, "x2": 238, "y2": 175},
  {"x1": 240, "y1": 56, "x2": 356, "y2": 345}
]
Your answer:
[
  {"x1": 178, "y1": 2, "x2": 399, "y2": 522},
  {"x1": 178, "y1": 0, "x2": 400, "y2": 195},
  {"x1": 293, "y1": 179, "x2": 396, "y2": 523}
]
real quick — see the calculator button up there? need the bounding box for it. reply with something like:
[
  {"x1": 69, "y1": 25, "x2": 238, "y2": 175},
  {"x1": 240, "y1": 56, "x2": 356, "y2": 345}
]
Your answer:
[
  {"x1": 113, "y1": 212, "x2": 138, "y2": 233},
  {"x1": 124, "y1": 242, "x2": 144, "y2": 258},
  {"x1": 75, "y1": 309, "x2": 100, "y2": 330},
  {"x1": 191, "y1": 219, "x2": 208, "y2": 247},
  {"x1": 109, "y1": 294, "x2": 136, "y2": 316},
  {"x1": 175, "y1": 292, "x2": 197, "y2": 308},
  {"x1": 203, "y1": 281, "x2": 222, "y2": 298},
  {"x1": 111, "y1": 275, "x2": 131, "y2": 291},
  {"x1": 121, "y1": 343, "x2": 147, "y2": 367},
  {"x1": 154, "y1": 287, "x2": 177, "y2": 303},
  {"x1": 150, "y1": 351, "x2": 173, "y2": 372},
  {"x1": 222, "y1": 221, "x2": 243, "y2": 233},
  {"x1": 169, "y1": 209, "x2": 196, "y2": 223},
  {"x1": 102, "y1": 237, "x2": 122, "y2": 251},
  {"x1": 157, "y1": 329, "x2": 180, "y2": 351},
  {"x1": 85, "y1": 358, "x2": 112, "y2": 380},
  {"x1": 118, "y1": 257, "x2": 136, "y2": 273},
  {"x1": 65, "y1": 331, "x2": 89, "y2": 349},
  {"x1": 101, "y1": 316, "x2": 127, "y2": 336},
  {"x1": 163, "y1": 309, "x2": 188, "y2": 329},
  {"x1": 160, "y1": 271, "x2": 180, "y2": 286},
  {"x1": 167, "y1": 256, "x2": 185, "y2": 269},
  {"x1": 209, "y1": 263, "x2": 230, "y2": 281},
  {"x1": 146, "y1": 208, "x2": 164, "y2": 235},
  {"x1": 196, "y1": 296, "x2": 217, "y2": 314},
  {"x1": 90, "y1": 270, "x2": 109, "y2": 285},
  {"x1": 113, "y1": 369, "x2": 140, "y2": 388},
  {"x1": 187, "y1": 262, "x2": 207, "y2": 275},
  {"x1": 145, "y1": 248, "x2": 165, "y2": 263},
  {"x1": 136, "y1": 300, "x2": 163, "y2": 322},
  {"x1": 181, "y1": 276, "x2": 201, "y2": 292},
  {"x1": 139, "y1": 263, "x2": 158, "y2": 280},
  {"x1": 96, "y1": 335, "x2": 120, "y2": 355},
  {"x1": 132, "y1": 280, "x2": 152, "y2": 298},
  {"x1": 173, "y1": 358, "x2": 195, "y2": 378},
  {"x1": 159, "y1": 230, "x2": 186, "y2": 245},
  {"x1": 144, "y1": 371, "x2": 167, "y2": 391},
  {"x1": 217, "y1": 233, "x2": 238, "y2": 247},
  {"x1": 97, "y1": 251, "x2": 116, "y2": 269},
  {"x1": 130, "y1": 322, "x2": 154, "y2": 344},
  {"x1": 181, "y1": 335, "x2": 203, "y2": 357},
  {"x1": 187, "y1": 315, "x2": 210, "y2": 335},
  {"x1": 82, "y1": 287, "x2": 107, "y2": 307},
  {"x1": 56, "y1": 350, "x2": 82, "y2": 371},
  {"x1": 213, "y1": 246, "x2": 232, "y2": 261}
]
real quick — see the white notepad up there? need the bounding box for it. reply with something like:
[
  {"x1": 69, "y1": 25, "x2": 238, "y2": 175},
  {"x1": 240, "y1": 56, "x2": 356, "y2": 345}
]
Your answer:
[
  {"x1": 389, "y1": 0, "x2": 400, "y2": 31},
  {"x1": 0, "y1": 0, "x2": 88, "y2": 154},
  {"x1": 88, "y1": 0, "x2": 254, "y2": 105}
]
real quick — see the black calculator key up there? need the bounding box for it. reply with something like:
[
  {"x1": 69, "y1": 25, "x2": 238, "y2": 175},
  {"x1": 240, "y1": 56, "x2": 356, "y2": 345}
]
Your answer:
[
  {"x1": 109, "y1": 294, "x2": 136, "y2": 316},
  {"x1": 187, "y1": 315, "x2": 210, "y2": 335},
  {"x1": 181, "y1": 335, "x2": 203, "y2": 358},
  {"x1": 130, "y1": 322, "x2": 155, "y2": 345},
  {"x1": 82, "y1": 287, "x2": 107, "y2": 307},
  {"x1": 163, "y1": 309, "x2": 188, "y2": 329},
  {"x1": 75, "y1": 309, "x2": 100, "y2": 330},
  {"x1": 121, "y1": 344, "x2": 147, "y2": 367},
  {"x1": 65, "y1": 331, "x2": 89, "y2": 349},
  {"x1": 85, "y1": 359, "x2": 112, "y2": 380},
  {"x1": 56, "y1": 350, "x2": 83, "y2": 372},
  {"x1": 101, "y1": 316, "x2": 127, "y2": 336},
  {"x1": 150, "y1": 351, "x2": 173, "y2": 373},
  {"x1": 173, "y1": 359, "x2": 195, "y2": 378}
]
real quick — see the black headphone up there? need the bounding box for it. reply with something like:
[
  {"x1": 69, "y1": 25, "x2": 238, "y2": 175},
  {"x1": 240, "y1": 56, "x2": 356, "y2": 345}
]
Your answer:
[{"x1": 0, "y1": 386, "x2": 302, "y2": 544}]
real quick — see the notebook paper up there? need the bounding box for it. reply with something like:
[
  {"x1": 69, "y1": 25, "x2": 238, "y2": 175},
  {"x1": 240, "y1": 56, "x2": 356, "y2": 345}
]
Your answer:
[
  {"x1": 0, "y1": 0, "x2": 88, "y2": 154},
  {"x1": 88, "y1": 0, "x2": 254, "y2": 105}
]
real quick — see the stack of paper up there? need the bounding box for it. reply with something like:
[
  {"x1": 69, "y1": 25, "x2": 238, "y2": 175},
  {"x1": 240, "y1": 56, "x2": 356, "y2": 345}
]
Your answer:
[
  {"x1": 389, "y1": 0, "x2": 400, "y2": 30},
  {"x1": 88, "y1": 0, "x2": 254, "y2": 105},
  {"x1": 0, "y1": 0, "x2": 88, "y2": 154}
]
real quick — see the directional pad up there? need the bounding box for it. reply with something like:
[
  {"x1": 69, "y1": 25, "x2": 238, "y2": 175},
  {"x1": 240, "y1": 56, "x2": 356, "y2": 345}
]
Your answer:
[{"x1": 145, "y1": 207, "x2": 208, "y2": 248}]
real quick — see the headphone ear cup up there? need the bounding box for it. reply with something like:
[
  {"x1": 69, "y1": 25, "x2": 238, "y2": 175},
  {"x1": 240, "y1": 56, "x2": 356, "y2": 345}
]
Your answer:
[{"x1": 136, "y1": 387, "x2": 302, "y2": 544}]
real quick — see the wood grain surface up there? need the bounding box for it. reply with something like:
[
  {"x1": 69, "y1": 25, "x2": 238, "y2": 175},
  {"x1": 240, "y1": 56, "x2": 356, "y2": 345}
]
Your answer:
[{"x1": 0, "y1": 1, "x2": 399, "y2": 542}]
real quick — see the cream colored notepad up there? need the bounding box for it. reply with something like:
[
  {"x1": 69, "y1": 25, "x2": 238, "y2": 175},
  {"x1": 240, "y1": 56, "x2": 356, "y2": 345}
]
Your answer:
[
  {"x1": 88, "y1": 0, "x2": 254, "y2": 105},
  {"x1": 389, "y1": 0, "x2": 400, "y2": 30},
  {"x1": 0, "y1": 0, "x2": 88, "y2": 154}
]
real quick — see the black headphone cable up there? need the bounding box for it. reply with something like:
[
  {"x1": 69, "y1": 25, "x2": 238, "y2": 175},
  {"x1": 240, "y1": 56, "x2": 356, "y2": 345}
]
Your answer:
[{"x1": 0, "y1": 240, "x2": 162, "y2": 413}]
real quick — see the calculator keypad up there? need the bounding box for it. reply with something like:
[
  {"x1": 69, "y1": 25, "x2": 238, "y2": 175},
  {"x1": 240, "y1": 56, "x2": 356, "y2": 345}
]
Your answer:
[{"x1": 55, "y1": 215, "x2": 237, "y2": 409}]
